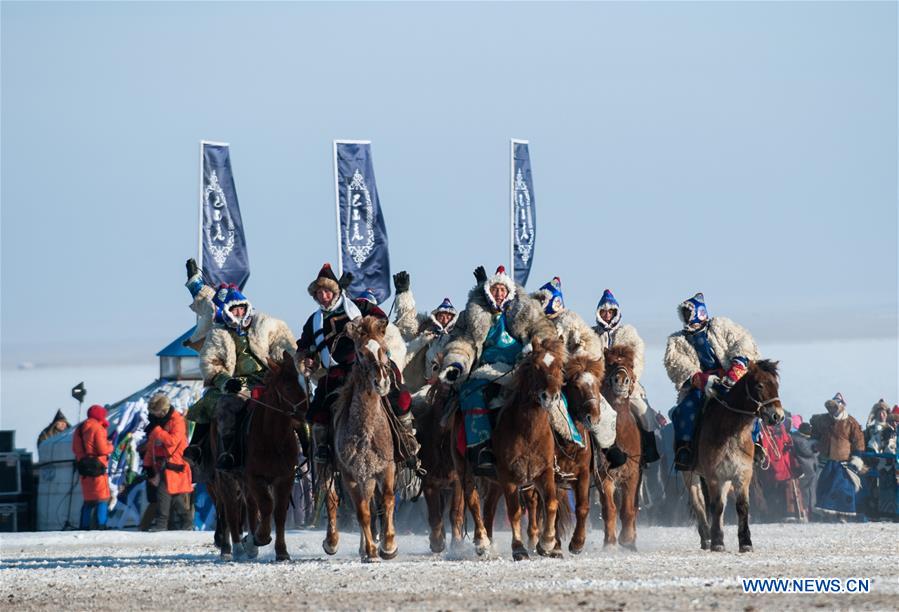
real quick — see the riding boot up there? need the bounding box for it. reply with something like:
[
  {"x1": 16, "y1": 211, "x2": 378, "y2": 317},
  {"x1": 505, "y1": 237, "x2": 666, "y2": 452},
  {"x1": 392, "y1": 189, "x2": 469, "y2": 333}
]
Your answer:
[
  {"x1": 398, "y1": 412, "x2": 426, "y2": 475},
  {"x1": 312, "y1": 423, "x2": 332, "y2": 465},
  {"x1": 215, "y1": 430, "x2": 238, "y2": 471},
  {"x1": 468, "y1": 441, "x2": 496, "y2": 478},
  {"x1": 602, "y1": 444, "x2": 628, "y2": 469},
  {"x1": 639, "y1": 426, "x2": 661, "y2": 465},
  {"x1": 673, "y1": 440, "x2": 694, "y2": 471},
  {"x1": 184, "y1": 422, "x2": 209, "y2": 466}
]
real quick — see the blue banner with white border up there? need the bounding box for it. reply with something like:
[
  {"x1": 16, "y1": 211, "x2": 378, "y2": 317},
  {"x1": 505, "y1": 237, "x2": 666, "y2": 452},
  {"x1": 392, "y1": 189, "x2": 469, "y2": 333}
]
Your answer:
[
  {"x1": 201, "y1": 142, "x2": 250, "y2": 290},
  {"x1": 512, "y1": 140, "x2": 536, "y2": 286},
  {"x1": 335, "y1": 141, "x2": 391, "y2": 304}
]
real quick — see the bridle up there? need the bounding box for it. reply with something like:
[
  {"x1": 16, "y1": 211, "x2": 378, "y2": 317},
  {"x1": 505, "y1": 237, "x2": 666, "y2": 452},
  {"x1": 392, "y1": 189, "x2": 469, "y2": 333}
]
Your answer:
[
  {"x1": 250, "y1": 384, "x2": 309, "y2": 418},
  {"x1": 717, "y1": 378, "x2": 781, "y2": 419},
  {"x1": 607, "y1": 364, "x2": 634, "y2": 398}
]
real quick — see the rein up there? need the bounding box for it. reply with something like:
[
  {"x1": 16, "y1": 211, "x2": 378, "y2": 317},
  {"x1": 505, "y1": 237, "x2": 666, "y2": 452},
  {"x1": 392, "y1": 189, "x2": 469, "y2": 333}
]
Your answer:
[
  {"x1": 250, "y1": 386, "x2": 309, "y2": 419},
  {"x1": 715, "y1": 382, "x2": 780, "y2": 417}
]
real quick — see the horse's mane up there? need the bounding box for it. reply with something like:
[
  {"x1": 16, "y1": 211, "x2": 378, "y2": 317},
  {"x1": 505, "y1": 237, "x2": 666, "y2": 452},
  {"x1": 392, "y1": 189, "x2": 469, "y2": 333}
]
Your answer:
[
  {"x1": 564, "y1": 353, "x2": 605, "y2": 387},
  {"x1": 752, "y1": 359, "x2": 779, "y2": 379},
  {"x1": 334, "y1": 316, "x2": 389, "y2": 417},
  {"x1": 508, "y1": 337, "x2": 567, "y2": 406},
  {"x1": 604, "y1": 344, "x2": 635, "y2": 368}
]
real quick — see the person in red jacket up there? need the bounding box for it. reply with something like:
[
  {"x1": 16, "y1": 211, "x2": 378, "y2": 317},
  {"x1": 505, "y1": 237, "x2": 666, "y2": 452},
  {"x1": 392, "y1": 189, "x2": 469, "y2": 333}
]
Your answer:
[
  {"x1": 142, "y1": 394, "x2": 193, "y2": 531},
  {"x1": 72, "y1": 405, "x2": 113, "y2": 530}
]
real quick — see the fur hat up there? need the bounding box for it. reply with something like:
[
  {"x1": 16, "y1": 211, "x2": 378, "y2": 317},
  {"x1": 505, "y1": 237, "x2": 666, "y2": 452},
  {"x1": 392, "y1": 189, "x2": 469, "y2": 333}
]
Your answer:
[
  {"x1": 213, "y1": 284, "x2": 254, "y2": 332},
  {"x1": 429, "y1": 297, "x2": 458, "y2": 332},
  {"x1": 679, "y1": 292, "x2": 709, "y2": 332},
  {"x1": 824, "y1": 392, "x2": 846, "y2": 412},
  {"x1": 797, "y1": 422, "x2": 812, "y2": 436},
  {"x1": 356, "y1": 288, "x2": 378, "y2": 305},
  {"x1": 147, "y1": 393, "x2": 171, "y2": 418},
  {"x1": 595, "y1": 289, "x2": 622, "y2": 331},
  {"x1": 484, "y1": 265, "x2": 516, "y2": 310},
  {"x1": 87, "y1": 404, "x2": 109, "y2": 428},
  {"x1": 534, "y1": 277, "x2": 565, "y2": 318},
  {"x1": 307, "y1": 263, "x2": 340, "y2": 298}
]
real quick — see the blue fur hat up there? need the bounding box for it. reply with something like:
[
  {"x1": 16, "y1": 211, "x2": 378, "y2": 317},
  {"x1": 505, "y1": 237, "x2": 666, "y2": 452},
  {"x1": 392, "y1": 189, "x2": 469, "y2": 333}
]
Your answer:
[
  {"x1": 432, "y1": 297, "x2": 457, "y2": 316},
  {"x1": 679, "y1": 292, "x2": 709, "y2": 332},
  {"x1": 356, "y1": 288, "x2": 378, "y2": 305},
  {"x1": 595, "y1": 289, "x2": 621, "y2": 331},
  {"x1": 214, "y1": 284, "x2": 254, "y2": 332},
  {"x1": 537, "y1": 277, "x2": 565, "y2": 317}
]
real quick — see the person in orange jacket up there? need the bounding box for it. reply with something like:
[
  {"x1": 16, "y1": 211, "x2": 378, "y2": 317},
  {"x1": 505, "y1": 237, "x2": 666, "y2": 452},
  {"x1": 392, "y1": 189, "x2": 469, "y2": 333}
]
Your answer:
[
  {"x1": 72, "y1": 405, "x2": 113, "y2": 529},
  {"x1": 142, "y1": 394, "x2": 193, "y2": 531}
]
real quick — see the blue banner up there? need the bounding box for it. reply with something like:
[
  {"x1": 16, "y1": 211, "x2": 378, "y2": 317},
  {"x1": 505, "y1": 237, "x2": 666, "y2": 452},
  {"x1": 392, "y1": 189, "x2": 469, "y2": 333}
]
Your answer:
[
  {"x1": 512, "y1": 141, "x2": 536, "y2": 286},
  {"x1": 201, "y1": 142, "x2": 250, "y2": 290},
  {"x1": 335, "y1": 141, "x2": 391, "y2": 304}
]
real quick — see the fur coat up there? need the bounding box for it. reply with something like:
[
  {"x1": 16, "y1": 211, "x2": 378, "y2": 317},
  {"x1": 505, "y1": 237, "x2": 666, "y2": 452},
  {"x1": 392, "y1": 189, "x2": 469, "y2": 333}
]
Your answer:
[
  {"x1": 441, "y1": 283, "x2": 555, "y2": 382},
  {"x1": 200, "y1": 312, "x2": 296, "y2": 388},
  {"x1": 809, "y1": 412, "x2": 864, "y2": 462},
  {"x1": 550, "y1": 310, "x2": 604, "y2": 362},
  {"x1": 663, "y1": 317, "x2": 759, "y2": 389},
  {"x1": 593, "y1": 323, "x2": 646, "y2": 381},
  {"x1": 393, "y1": 289, "x2": 457, "y2": 391},
  {"x1": 186, "y1": 283, "x2": 216, "y2": 349}
]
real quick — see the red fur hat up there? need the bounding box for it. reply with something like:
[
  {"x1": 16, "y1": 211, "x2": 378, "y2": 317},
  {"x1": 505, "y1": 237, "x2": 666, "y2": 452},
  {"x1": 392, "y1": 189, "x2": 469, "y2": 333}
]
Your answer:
[{"x1": 307, "y1": 263, "x2": 340, "y2": 297}]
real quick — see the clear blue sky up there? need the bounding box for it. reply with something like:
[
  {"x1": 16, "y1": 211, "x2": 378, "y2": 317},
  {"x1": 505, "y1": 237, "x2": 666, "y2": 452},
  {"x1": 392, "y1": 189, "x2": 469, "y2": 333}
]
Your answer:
[{"x1": 2, "y1": 1, "x2": 896, "y2": 367}]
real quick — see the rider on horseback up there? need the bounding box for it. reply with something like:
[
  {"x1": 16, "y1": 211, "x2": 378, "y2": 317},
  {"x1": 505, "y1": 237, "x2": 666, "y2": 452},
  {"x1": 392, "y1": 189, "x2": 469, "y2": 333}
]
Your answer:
[
  {"x1": 298, "y1": 263, "x2": 418, "y2": 467},
  {"x1": 189, "y1": 284, "x2": 296, "y2": 471},
  {"x1": 664, "y1": 292, "x2": 759, "y2": 470},
  {"x1": 532, "y1": 278, "x2": 627, "y2": 468},
  {"x1": 593, "y1": 289, "x2": 661, "y2": 464},
  {"x1": 439, "y1": 265, "x2": 555, "y2": 477},
  {"x1": 392, "y1": 270, "x2": 458, "y2": 392},
  {"x1": 183, "y1": 258, "x2": 221, "y2": 351}
]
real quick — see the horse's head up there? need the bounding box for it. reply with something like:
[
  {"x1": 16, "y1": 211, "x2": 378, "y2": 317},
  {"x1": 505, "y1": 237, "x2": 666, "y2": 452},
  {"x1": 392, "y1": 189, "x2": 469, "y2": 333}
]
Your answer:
[
  {"x1": 263, "y1": 350, "x2": 309, "y2": 421},
  {"x1": 346, "y1": 316, "x2": 393, "y2": 396},
  {"x1": 603, "y1": 345, "x2": 636, "y2": 399},
  {"x1": 519, "y1": 337, "x2": 567, "y2": 411},
  {"x1": 737, "y1": 359, "x2": 784, "y2": 426},
  {"x1": 564, "y1": 354, "x2": 606, "y2": 423}
]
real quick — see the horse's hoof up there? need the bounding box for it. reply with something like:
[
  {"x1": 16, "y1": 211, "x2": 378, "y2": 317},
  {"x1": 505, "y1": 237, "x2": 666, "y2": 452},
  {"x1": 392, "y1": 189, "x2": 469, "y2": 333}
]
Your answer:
[
  {"x1": 603, "y1": 541, "x2": 617, "y2": 550},
  {"x1": 254, "y1": 534, "x2": 272, "y2": 547},
  {"x1": 429, "y1": 536, "x2": 446, "y2": 554},
  {"x1": 275, "y1": 552, "x2": 291, "y2": 562},
  {"x1": 711, "y1": 544, "x2": 725, "y2": 552},
  {"x1": 322, "y1": 540, "x2": 338, "y2": 556},
  {"x1": 700, "y1": 539, "x2": 711, "y2": 551},
  {"x1": 361, "y1": 555, "x2": 381, "y2": 564},
  {"x1": 474, "y1": 538, "x2": 490, "y2": 557},
  {"x1": 739, "y1": 545, "x2": 753, "y2": 553},
  {"x1": 568, "y1": 543, "x2": 584, "y2": 555},
  {"x1": 219, "y1": 552, "x2": 233, "y2": 562},
  {"x1": 536, "y1": 542, "x2": 562, "y2": 558},
  {"x1": 512, "y1": 548, "x2": 530, "y2": 561},
  {"x1": 527, "y1": 537, "x2": 539, "y2": 552},
  {"x1": 378, "y1": 545, "x2": 399, "y2": 560},
  {"x1": 620, "y1": 541, "x2": 637, "y2": 552},
  {"x1": 241, "y1": 535, "x2": 259, "y2": 559}
]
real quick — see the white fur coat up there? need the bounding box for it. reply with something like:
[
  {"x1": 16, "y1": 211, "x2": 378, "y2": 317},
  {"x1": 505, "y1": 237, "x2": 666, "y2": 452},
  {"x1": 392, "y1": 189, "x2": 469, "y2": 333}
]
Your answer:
[
  {"x1": 593, "y1": 323, "x2": 646, "y2": 381},
  {"x1": 187, "y1": 284, "x2": 216, "y2": 346},
  {"x1": 392, "y1": 288, "x2": 454, "y2": 389},
  {"x1": 663, "y1": 317, "x2": 759, "y2": 389},
  {"x1": 199, "y1": 313, "x2": 296, "y2": 386},
  {"x1": 552, "y1": 310, "x2": 604, "y2": 362},
  {"x1": 441, "y1": 283, "x2": 554, "y2": 382}
]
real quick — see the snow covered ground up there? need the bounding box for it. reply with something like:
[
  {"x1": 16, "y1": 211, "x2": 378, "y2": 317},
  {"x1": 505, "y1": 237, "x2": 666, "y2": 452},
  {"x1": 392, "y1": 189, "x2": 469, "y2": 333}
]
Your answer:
[{"x1": 1, "y1": 523, "x2": 896, "y2": 610}]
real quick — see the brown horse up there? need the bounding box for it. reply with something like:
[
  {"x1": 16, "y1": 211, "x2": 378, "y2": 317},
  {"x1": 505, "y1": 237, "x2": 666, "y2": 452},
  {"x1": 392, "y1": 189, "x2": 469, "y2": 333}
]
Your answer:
[
  {"x1": 325, "y1": 316, "x2": 399, "y2": 562},
  {"x1": 416, "y1": 383, "x2": 465, "y2": 554},
  {"x1": 209, "y1": 418, "x2": 248, "y2": 561},
  {"x1": 491, "y1": 337, "x2": 570, "y2": 561},
  {"x1": 684, "y1": 360, "x2": 783, "y2": 552},
  {"x1": 597, "y1": 345, "x2": 643, "y2": 549},
  {"x1": 241, "y1": 352, "x2": 308, "y2": 562}
]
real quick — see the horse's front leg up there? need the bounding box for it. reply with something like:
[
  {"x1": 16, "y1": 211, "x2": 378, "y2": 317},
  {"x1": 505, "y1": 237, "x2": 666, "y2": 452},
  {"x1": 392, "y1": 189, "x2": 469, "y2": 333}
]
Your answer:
[
  {"x1": 618, "y1": 466, "x2": 639, "y2": 550},
  {"x1": 449, "y1": 477, "x2": 465, "y2": 551},
  {"x1": 536, "y1": 470, "x2": 561, "y2": 558},
  {"x1": 378, "y1": 465, "x2": 398, "y2": 560},
  {"x1": 483, "y1": 483, "x2": 501, "y2": 545},
  {"x1": 322, "y1": 471, "x2": 340, "y2": 555},
  {"x1": 273, "y1": 476, "x2": 293, "y2": 561},
  {"x1": 599, "y1": 476, "x2": 618, "y2": 548},
  {"x1": 569, "y1": 463, "x2": 591, "y2": 554},
  {"x1": 523, "y1": 487, "x2": 540, "y2": 552},
  {"x1": 736, "y1": 476, "x2": 753, "y2": 553},
  {"x1": 503, "y1": 482, "x2": 528, "y2": 561},
  {"x1": 707, "y1": 477, "x2": 727, "y2": 552},
  {"x1": 462, "y1": 472, "x2": 490, "y2": 555},
  {"x1": 423, "y1": 483, "x2": 446, "y2": 553},
  {"x1": 251, "y1": 476, "x2": 274, "y2": 548},
  {"x1": 685, "y1": 472, "x2": 711, "y2": 550},
  {"x1": 348, "y1": 478, "x2": 378, "y2": 562}
]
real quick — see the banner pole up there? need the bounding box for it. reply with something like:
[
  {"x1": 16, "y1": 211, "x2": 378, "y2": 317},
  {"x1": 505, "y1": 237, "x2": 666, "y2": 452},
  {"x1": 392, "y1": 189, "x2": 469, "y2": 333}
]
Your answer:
[
  {"x1": 197, "y1": 141, "x2": 204, "y2": 270},
  {"x1": 332, "y1": 140, "x2": 343, "y2": 276},
  {"x1": 509, "y1": 139, "x2": 515, "y2": 280}
]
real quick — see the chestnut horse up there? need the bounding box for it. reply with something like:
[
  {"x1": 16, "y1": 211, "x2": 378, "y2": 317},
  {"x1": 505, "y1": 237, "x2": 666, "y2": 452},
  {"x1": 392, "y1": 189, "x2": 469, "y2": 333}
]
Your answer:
[
  {"x1": 491, "y1": 337, "x2": 570, "y2": 561},
  {"x1": 597, "y1": 345, "x2": 643, "y2": 549},
  {"x1": 325, "y1": 316, "x2": 399, "y2": 562},
  {"x1": 684, "y1": 360, "x2": 783, "y2": 552},
  {"x1": 241, "y1": 352, "x2": 308, "y2": 562},
  {"x1": 416, "y1": 383, "x2": 465, "y2": 554}
]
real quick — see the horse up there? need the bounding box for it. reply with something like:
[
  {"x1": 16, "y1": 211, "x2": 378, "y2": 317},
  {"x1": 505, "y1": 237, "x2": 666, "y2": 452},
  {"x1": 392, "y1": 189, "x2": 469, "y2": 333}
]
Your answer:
[
  {"x1": 416, "y1": 383, "x2": 465, "y2": 554},
  {"x1": 209, "y1": 417, "x2": 249, "y2": 561},
  {"x1": 490, "y1": 337, "x2": 571, "y2": 561},
  {"x1": 240, "y1": 351, "x2": 308, "y2": 562},
  {"x1": 596, "y1": 345, "x2": 643, "y2": 549},
  {"x1": 324, "y1": 316, "x2": 399, "y2": 562},
  {"x1": 557, "y1": 353, "x2": 604, "y2": 554},
  {"x1": 684, "y1": 360, "x2": 784, "y2": 552}
]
